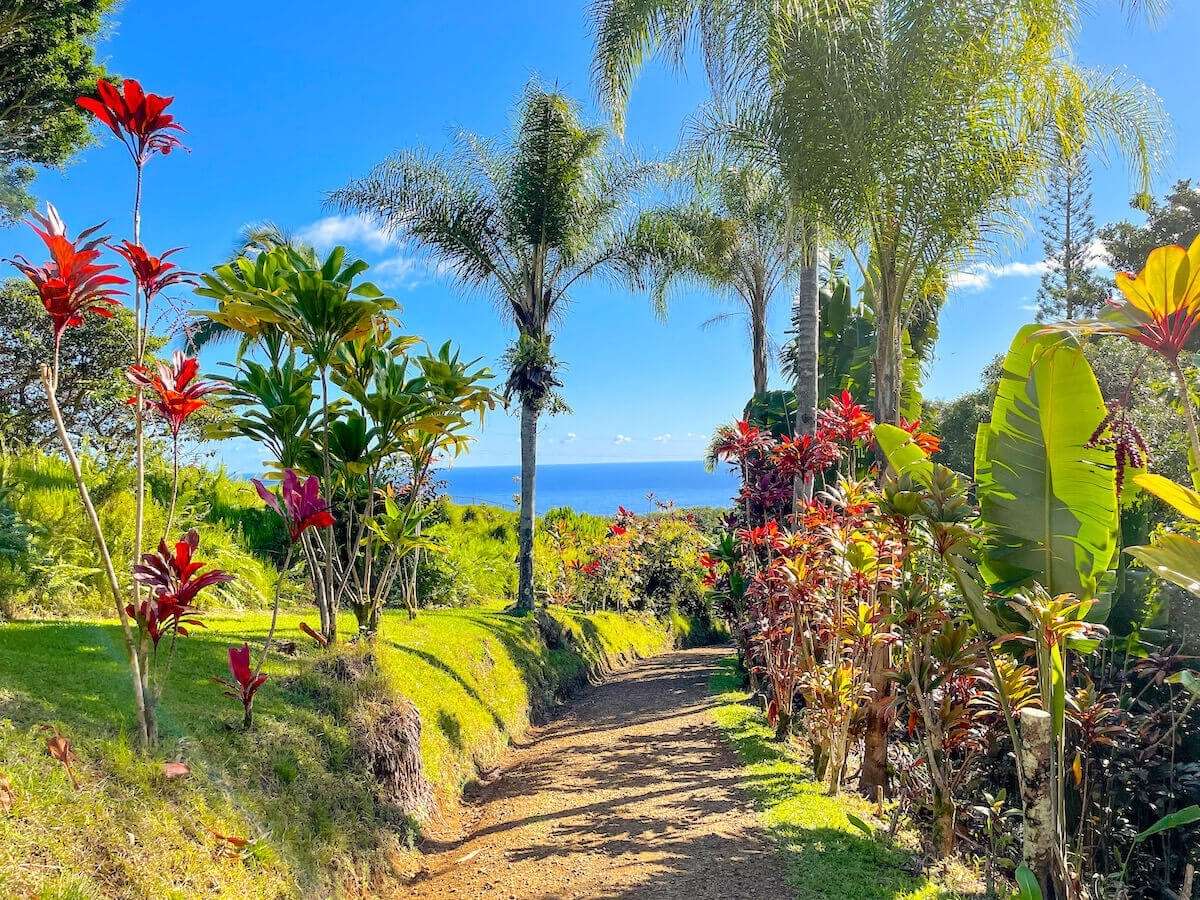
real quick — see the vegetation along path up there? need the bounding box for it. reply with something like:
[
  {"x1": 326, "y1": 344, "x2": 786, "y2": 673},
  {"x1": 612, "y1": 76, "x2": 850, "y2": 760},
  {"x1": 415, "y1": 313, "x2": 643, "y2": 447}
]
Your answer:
[{"x1": 407, "y1": 645, "x2": 791, "y2": 899}]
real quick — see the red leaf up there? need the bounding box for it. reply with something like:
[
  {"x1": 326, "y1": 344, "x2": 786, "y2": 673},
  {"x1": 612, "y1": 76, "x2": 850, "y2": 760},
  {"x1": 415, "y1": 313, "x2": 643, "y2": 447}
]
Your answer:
[
  {"x1": 163, "y1": 761, "x2": 190, "y2": 779},
  {"x1": 208, "y1": 828, "x2": 249, "y2": 848}
]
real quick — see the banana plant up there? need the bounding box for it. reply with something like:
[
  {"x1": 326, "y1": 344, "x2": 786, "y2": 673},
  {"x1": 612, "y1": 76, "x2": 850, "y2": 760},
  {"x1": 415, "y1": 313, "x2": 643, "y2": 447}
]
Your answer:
[{"x1": 876, "y1": 324, "x2": 1119, "y2": 898}]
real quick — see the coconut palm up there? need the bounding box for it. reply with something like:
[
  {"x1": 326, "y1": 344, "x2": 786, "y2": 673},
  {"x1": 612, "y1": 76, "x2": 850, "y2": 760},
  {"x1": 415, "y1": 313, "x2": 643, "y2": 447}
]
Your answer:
[
  {"x1": 593, "y1": 0, "x2": 824, "y2": 490},
  {"x1": 330, "y1": 83, "x2": 654, "y2": 614},
  {"x1": 637, "y1": 161, "x2": 805, "y2": 396}
]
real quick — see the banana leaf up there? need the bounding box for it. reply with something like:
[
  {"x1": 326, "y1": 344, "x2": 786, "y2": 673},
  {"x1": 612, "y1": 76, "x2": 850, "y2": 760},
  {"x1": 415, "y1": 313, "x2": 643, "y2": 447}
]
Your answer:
[{"x1": 974, "y1": 325, "x2": 1118, "y2": 607}]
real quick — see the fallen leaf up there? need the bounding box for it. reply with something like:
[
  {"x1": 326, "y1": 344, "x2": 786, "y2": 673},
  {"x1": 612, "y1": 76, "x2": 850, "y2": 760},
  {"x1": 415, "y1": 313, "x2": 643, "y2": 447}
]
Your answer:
[
  {"x1": 0, "y1": 772, "x2": 13, "y2": 814},
  {"x1": 163, "y1": 761, "x2": 190, "y2": 779},
  {"x1": 208, "y1": 828, "x2": 249, "y2": 848},
  {"x1": 42, "y1": 726, "x2": 80, "y2": 790},
  {"x1": 299, "y1": 622, "x2": 328, "y2": 648}
]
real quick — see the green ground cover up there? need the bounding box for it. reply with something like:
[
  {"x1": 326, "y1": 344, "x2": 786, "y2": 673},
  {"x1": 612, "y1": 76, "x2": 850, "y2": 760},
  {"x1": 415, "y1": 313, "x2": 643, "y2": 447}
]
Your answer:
[
  {"x1": 709, "y1": 658, "x2": 976, "y2": 900},
  {"x1": 0, "y1": 606, "x2": 681, "y2": 897}
]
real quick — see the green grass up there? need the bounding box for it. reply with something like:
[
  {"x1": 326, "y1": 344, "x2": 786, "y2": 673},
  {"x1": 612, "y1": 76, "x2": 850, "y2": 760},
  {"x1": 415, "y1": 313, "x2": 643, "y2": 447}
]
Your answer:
[
  {"x1": 0, "y1": 606, "x2": 678, "y2": 897},
  {"x1": 709, "y1": 658, "x2": 973, "y2": 900}
]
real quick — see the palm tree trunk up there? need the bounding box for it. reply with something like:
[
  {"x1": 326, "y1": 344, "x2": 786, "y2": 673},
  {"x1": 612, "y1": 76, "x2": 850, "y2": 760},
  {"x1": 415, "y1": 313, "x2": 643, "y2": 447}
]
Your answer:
[
  {"x1": 751, "y1": 299, "x2": 769, "y2": 396},
  {"x1": 862, "y1": 285, "x2": 902, "y2": 799},
  {"x1": 792, "y1": 238, "x2": 820, "y2": 503},
  {"x1": 873, "y1": 297, "x2": 903, "y2": 426},
  {"x1": 515, "y1": 395, "x2": 538, "y2": 613}
]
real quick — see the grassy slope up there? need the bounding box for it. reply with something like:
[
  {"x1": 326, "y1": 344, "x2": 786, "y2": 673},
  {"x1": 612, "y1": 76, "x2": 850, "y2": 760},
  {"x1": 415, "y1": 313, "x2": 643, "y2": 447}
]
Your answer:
[
  {"x1": 709, "y1": 659, "x2": 972, "y2": 900},
  {"x1": 0, "y1": 607, "x2": 676, "y2": 898}
]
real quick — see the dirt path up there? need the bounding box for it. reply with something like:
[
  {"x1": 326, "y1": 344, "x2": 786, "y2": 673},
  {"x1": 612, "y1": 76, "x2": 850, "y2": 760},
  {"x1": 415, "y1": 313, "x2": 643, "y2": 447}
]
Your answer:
[{"x1": 405, "y1": 646, "x2": 792, "y2": 900}]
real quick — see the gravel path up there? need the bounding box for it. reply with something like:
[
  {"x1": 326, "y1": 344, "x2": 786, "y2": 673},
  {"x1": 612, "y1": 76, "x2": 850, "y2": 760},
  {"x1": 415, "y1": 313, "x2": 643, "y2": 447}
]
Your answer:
[{"x1": 405, "y1": 646, "x2": 792, "y2": 900}]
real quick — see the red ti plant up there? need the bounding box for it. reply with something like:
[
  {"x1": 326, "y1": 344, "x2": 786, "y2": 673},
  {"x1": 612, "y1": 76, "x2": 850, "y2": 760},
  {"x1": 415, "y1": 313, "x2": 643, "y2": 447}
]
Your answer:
[
  {"x1": 6, "y1": 205, "x2": 127, "y2": 384},
  {"x1": 132, "y1": 529, "x2": 233, "y2": 716},
  {"x1": 111, "y1": 241, "x2": 193, "y2": 301},
  {"x1": 215, "y1": 644, "x2": 268, "y2": 730},
  {"x1": 127, "y1": 351, "x2": 217, "y2": 533},
  {"x1": 76, "y1": 79, "x2": 186, "y2": 166},
  {"x1": 77, "y1": 79, "x2": 187, "y2": 677},
  {"x1": 247, "y1": 470, "x2": 334, "y2": 693}
]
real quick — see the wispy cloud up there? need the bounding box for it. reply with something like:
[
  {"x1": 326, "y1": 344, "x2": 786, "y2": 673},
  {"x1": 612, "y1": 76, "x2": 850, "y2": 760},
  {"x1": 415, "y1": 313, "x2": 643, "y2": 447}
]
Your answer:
[
  {"x1": 653, "y1": 433, "x2": 672, "y2": 443},
  {"x1": 949, "y1": 259, "x2": 1051, "y2": 293},
  {"x1": 562, "y1": 432, "x2": 577, "y2": 444},
  {"x1": 296, "y1": 214, "x2": 393, "y2": 252},
  {"x1": 950, "y1": 246, "x2": 1113, "y2": 295},
  {"x1": 613, "y1": 434, "x2": 632, "y2": 445},
  {"x1": 372, "y1": 254, "x2": 425, "y2": 290}
]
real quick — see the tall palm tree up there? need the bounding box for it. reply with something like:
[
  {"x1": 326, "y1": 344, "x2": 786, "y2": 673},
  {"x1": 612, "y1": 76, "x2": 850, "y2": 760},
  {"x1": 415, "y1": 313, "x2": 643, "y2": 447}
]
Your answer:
[
  {"x1": 638, "y1": 162, "x2": 805, "y2": 396},
  {"x1": 725, "y1": 0, "x2": 1166, "y2": 428},
  {"x1": 330, "y1": 84, "x2": 653, "y2": 613},
  {"x1": 593, "y1": 0, "x2": 825, "y2": 475}
]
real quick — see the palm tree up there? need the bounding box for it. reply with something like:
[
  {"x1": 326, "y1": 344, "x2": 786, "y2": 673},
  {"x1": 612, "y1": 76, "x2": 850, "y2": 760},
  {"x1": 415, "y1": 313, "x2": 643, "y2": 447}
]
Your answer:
[
  {"x1": 730, "y1": 1, "x2": 1165, "y2": 429},
  {"x1": 592, "y1": 0, "x2": 824, "y2": 488},
  {"x1": 330, "y1": 84, "x2": 653, "y2": 614},
  {"x1": 638, "y1": 161, "x2": 805, "y2": 396}
]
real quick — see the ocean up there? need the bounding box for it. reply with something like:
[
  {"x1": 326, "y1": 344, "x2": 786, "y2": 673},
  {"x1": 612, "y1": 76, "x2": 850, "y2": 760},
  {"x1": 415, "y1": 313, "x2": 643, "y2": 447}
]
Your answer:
[{"x1": 440, "y1": 460, "x2": 739, "y2": 516}]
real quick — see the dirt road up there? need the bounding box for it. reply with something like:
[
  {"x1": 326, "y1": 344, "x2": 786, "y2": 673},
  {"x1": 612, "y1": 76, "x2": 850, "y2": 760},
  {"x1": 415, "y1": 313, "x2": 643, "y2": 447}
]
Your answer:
[{"x1": 405, "y1": 646, "x2": 792, "y2": 900}]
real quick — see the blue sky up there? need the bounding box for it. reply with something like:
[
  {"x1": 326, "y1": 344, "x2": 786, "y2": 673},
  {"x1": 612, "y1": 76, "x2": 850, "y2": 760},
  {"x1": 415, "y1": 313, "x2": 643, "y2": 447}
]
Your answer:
[{"x1": 3, "y1": 1, "x2": 1197, "y2": 469}]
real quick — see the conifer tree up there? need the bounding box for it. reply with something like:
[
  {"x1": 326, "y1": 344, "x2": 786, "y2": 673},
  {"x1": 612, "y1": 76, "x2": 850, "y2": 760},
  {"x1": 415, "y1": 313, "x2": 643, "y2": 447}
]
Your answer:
[{"x1": 1036, "y1": 154, "x2": 1110, "y2": 322}]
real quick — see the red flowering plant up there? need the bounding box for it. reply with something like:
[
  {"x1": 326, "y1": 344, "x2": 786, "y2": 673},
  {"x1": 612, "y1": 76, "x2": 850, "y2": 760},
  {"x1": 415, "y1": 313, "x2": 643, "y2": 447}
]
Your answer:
[
  {"x1": 6, "y1": 205, "x2": 127, "y2": 381},
  {"x1": 132, "y1": 529, "x2": 233, "y2": 646},
  {"x1": 244, "y1": 469, "x2": 334, "y2": 690},
  {"x1": 127, "y1": 529, "x2": 233, "y2": 729},
  {"x1": 899, "y1": 417, "x2": 941, "y2": 456},
  {"x1": 76, "y1": 79, "x2": 186, "y2": 166},
  {"x1": 706, "y1": 391, "x2": 934, "y2": 799},
  {"x1": 128, "y1": 351, "x2": 218, "y2": 533},
  {"x1": 0, "y1": 77, "x2": 192, "y2": 749},
  {"x1": 818, "y1": 390, "x2": 875, "y2": 478},
  {"x1": 214, "y1": 644, "x2": 269, "y2": 730},
  {"x1": 111, "y1": 241, "x2": 193, "y2": 300},
  {"x1": 76, "y1": 81, "x2": 190, "y2": 737}
]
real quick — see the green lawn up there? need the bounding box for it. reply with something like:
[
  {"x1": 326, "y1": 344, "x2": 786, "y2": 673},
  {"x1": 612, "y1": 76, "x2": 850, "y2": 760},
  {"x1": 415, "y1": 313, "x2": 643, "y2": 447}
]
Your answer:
[
  {"x1": 0, "y1": 606, "x2": 677, "y2": 898},
  {"x1": 709, "y1": 658, "x2": 977, "y2": 900}
]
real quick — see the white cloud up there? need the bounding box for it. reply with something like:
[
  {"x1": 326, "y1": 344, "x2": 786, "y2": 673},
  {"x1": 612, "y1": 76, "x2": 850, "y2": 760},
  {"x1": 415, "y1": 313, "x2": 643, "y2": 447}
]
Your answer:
[
  {"x1": 948, "y1": 259, "x2": 1050, "y2": 293},
  {"x1": 296, "y1": 214, "x2": 394, "y2": 252},
  {"x1": 653, "y1": 433, "x2": 672, "y2": 443},
  {"x1": 949, "y1": 248, "x2": 1116, "y2": 295},
  {"x1": 372, "y1": 254, "x2": 425, "y2": 290},
  {"x1": 947, "y1": 269, "x2": 991, "y2": 291},
  {"x1": 613, "y1": 434, "x2": 632, "y2": 445},
  {"x1": 562, "y1": 432, "x2": 577, "y2": 444},
  {"x1": 1083, "y1": 238, "x2": 1112, "y2": 271}
]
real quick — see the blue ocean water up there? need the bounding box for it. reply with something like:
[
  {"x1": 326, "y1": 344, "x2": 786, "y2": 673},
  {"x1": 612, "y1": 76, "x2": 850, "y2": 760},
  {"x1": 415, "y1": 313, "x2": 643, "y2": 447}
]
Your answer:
[{"x1": 440, "y1": 460, "x2": 739, "y2": 516}]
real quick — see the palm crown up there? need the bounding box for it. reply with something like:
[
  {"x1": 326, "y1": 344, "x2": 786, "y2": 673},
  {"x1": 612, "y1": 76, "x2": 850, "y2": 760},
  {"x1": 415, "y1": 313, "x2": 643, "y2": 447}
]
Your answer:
[{"x1": 330, "y1": 82, "x2": 655, "y2": 401}]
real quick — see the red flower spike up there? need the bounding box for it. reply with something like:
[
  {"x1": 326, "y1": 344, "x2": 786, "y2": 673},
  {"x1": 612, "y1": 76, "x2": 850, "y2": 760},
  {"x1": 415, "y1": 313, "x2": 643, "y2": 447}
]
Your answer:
[
  {"x1": 6, "y1": 204, "x2": 126, "y2": 343},
  {"x1": 127, "y1": 351, "x2": 217, "y2": 436},
  {"x1": 111, "y1": 241, "x2": 193, "y2": 300},
  {"x1": 252, "y1": 469, "x2": 334, "y2": 543},
  {"x1": 76, "y1": 78, "x2": 186, "y2": 165}
]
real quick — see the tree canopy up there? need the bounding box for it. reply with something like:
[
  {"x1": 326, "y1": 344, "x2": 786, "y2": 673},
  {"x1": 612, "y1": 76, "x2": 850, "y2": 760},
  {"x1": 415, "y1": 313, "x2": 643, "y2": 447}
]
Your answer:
[{"x1": 0, "y1": 0, "x2": 113, "y2": 223}]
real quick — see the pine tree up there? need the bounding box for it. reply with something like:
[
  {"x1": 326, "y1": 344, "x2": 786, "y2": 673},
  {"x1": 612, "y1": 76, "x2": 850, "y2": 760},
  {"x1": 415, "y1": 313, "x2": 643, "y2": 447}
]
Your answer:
[{"x1": 1036, "y1": 154, "x2": 1111, "y2": 322}]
